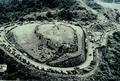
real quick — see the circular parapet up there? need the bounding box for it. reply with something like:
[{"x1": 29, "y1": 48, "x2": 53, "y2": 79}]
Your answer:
[
  {"x1": 5, "y1": 21, "x2": 85, "y2": 67},
  {"x1": 0, "y1": 21, "x2": 102, "y2": 77}
]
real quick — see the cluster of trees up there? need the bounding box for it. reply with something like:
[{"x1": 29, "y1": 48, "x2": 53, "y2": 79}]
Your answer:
[
  {"x1": 0, "y1": 49, "x2": 32, "y2": 80},
  {"x1": 0, "y1": 0, "x2": 98, "y2": 24},
  {"x1": 91, "y1": 31, "x2": 120, "y2": 81}
]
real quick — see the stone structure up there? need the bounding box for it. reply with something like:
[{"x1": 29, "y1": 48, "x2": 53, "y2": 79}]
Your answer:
[{"x1": 34, "y1": 23, "x2": 78, "y2": 53}]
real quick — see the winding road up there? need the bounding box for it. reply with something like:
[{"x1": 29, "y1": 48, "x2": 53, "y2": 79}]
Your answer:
[{"x1": 0, "y1": 21, "x2": 101, "y2": 77}]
